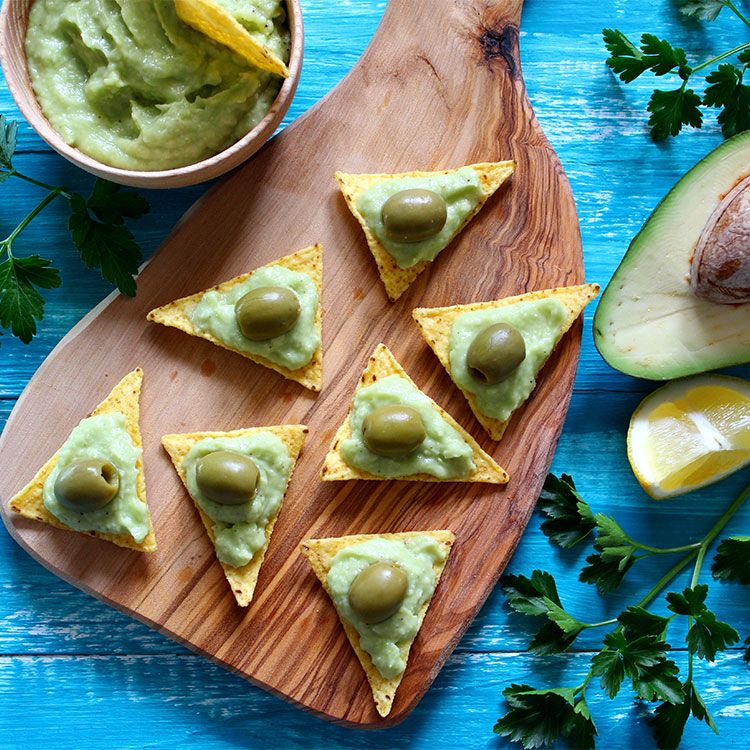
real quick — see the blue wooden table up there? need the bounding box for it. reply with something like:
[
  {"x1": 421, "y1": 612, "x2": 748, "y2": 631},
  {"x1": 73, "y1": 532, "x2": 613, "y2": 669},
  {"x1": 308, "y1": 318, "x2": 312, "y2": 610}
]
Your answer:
[{"x1": 1, "y1": 1, "x2": 749, "y2": 747}]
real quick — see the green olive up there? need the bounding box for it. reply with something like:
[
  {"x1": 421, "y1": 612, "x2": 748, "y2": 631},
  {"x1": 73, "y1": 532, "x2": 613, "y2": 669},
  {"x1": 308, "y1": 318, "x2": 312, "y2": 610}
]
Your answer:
[
  {"x1": 466, "y1": 322, "x2": 526, "y2": 385},
  {"x1": 362, "y1": 404, "x2": 426, "y2": 457},
  {"x1": 234, "y1": 286, "x2": 301, "y2": 341},
  {"x1": 195, "y1": 451, "x2": 260, "y2": 505},
  {"x1": 381, "y1": 189, "x2": 448, "y2": 243},
  {"x1": 54, "y1": 458, "x2": 120, "y2": 512},
  {"x1": 348, "y1": 562, "x2": 409, "y2": 624}
]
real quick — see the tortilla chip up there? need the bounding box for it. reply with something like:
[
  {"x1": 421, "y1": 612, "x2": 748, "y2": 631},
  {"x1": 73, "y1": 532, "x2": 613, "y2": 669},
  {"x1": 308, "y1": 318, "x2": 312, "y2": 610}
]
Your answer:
[
  {"x1": 147, "y1": 244, "x2": 323, "y2": 392},
  {"x1": 175, "y1": 0, "x2": 289, "y2": 77},
  {"x1": 162, "y1": 424, "x2": 307, "y2": 606},
  {"x1": 335, "y1": 161, "x2": 515, "y2": 301},
  {"x1": 413, "y1": 284, "x2": 600, "y2": 440},
  {"x1": 7, "y1": 369, "x2": 156, "y2": 552},
  {"x1": 320, "y1": 344, "x2": 508, "y2": 484},
  {"x1": 300, "y1": 530, "x2": 454, "y2": 717}
]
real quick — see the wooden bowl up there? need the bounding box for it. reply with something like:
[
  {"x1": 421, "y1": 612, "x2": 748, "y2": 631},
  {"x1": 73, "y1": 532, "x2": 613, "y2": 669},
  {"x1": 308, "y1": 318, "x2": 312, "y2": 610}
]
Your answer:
[{"x1": 0, "y1": 0, "x2": 303, "y2": 189}]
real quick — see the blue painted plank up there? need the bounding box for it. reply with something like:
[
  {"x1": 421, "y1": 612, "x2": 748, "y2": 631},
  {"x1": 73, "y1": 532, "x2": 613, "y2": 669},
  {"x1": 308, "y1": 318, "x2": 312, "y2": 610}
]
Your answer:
[{"x1": 0, "y1": 651, "x2": 747, "y2": 749}]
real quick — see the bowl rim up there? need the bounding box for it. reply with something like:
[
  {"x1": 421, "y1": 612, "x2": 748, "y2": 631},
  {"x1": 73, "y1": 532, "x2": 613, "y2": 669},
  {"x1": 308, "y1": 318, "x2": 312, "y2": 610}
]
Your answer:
[{"x1": 0, "y1": 0, "x2": 303, "y2": 186}]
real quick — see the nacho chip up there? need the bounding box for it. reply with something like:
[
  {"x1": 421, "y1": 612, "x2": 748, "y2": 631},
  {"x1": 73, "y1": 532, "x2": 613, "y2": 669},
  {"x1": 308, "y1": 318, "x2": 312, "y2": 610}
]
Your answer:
[
  {"x1": 321, "y1": 344, "x2": 508, "y2": 483},
  {"x1": 147, "y1": 244, "x2": 323, "y2": 392},
  {"x1": 413, "y1": 284, "x2": 600, "y2": 440},
  {"x1": 175, "y1": 0, "x2": 289, "y2": 77},
  {"x1": 300, "y1": 530, "x2": 454, "y2": 717},
  {"x1": 162, "y1": 424, "x2": 307, "y2": 606},
  {"x1": 8, "y1": 369, "x2": 156, "y2": 552},
  {"x1": 335, "y1": 161, "x2": 515, "y2": 301}
]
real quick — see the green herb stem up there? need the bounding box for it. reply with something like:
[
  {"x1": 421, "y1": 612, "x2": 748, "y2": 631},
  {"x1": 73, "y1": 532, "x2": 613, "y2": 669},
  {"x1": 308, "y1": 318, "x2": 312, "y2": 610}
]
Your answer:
[
  {"x1": 633, "y1": 541, "x2": 702, "y2": 555},
  {"x1": 726, "y1": 0, "x2": 750, "y2": 29},
  {"x1": 1, "y1": 189, "x2": 64, "y2": 252},
  {"x1": 4, "y1": 168, "x2": 71, "y2": 198},
  {"x1": 691, "y1": 41, "x2": 750, "y2": 75}
]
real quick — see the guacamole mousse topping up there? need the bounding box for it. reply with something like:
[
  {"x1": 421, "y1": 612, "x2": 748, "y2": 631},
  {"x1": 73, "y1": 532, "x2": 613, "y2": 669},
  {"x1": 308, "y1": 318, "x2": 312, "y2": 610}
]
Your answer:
[
  {"x1": 25, "y1": 0, "x2": 290, "y2": 171},
  {"x1": 356, "y1": 167, "x2": 484, "y2": 268},
  {"x1": 182, "y1": 432, "x2": 292, "y2": 568},
  {"x1": 340, "y1": 374, "x2": 475, "y2": 479},
  {"x1": 42, "y1": 411, "x2": 150, "y2": 543},
  {"x1": 326, "y1": 535, "x2": 447, "y2": 679},
  {"x1": 449, "y1": 298, "x2": 567, "y2": 423},
  {"x1": 188, "y1": 263, "x2": 320, "y2": 371}
]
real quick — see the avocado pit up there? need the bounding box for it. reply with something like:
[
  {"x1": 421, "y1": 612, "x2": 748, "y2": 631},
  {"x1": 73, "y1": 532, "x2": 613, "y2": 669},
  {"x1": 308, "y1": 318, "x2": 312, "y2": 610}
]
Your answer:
[{"x1": 690, "y1": 175, "x2": 750, "y2": 304}]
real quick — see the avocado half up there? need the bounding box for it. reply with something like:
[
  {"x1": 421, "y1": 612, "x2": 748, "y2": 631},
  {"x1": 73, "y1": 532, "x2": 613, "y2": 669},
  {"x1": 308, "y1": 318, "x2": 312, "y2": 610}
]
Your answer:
[{"x1": 594, "y1": 131, "x2": 750, "y2": 380}]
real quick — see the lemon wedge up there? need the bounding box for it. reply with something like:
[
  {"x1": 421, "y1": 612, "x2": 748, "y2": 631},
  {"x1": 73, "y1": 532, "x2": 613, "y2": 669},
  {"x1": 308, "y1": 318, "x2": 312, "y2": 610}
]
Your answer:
[{"x1": 627, "y1": 375, "x2": 750, "y2": 499}]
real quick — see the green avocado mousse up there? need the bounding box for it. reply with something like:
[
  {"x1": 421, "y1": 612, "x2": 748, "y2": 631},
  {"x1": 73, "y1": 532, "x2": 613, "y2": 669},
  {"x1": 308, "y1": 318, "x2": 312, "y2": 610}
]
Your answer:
[
  {"x1": 25, "y1": 0, "x2": 290, "y2": 171},
  {"x1": 162, "y1": 424, "x2": 307, "y2": 606},
  {"x1": 321, "y1": 344, "x2": 509, "y2": 484},
  {"x1": 42, "y1": 411, "x2": 150, "y2": 542},
  {"x1": 413, "y1": 284, "x2": 600, "y2": 441},
  {"x1": 147, "y1": 244, "x2": 323, "y2": 391},
  {"x1": 300, "y1": 530, "x2": 455, "y2": 717},
  {"x1": 7, "y1": 368, "x2": 156, "y2": 552}
]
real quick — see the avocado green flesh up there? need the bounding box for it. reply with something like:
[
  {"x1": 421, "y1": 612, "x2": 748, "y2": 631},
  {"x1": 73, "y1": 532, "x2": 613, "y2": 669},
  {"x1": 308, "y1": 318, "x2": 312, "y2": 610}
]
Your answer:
[
  {"x1": 183, "y1": 433, "x2": 292, "y2": 568},
  {"x1": 356, "y1": 168, "x2": 483, "y2": 268},
  {"x1": 340, "y1": 374, "x2": 475, "y2": 479},
  {"x1": 43, "y1": 412, "x2": 149, "y2": 543},
  {"x1": 25, "y1": 0, "x2": 289, "y2": 171},
  {"x1": 327, "y1": 535, "x2": 446, "y2": 679},
  {"x1": 450, "y1": 298, "x2": 567, "y2": 422},
  {"x1": 188, "y1": 264, "x2": 319, "y2": 372},
  {"x1": 594, "y1": 131, "x2": 750, "y2": 380}
]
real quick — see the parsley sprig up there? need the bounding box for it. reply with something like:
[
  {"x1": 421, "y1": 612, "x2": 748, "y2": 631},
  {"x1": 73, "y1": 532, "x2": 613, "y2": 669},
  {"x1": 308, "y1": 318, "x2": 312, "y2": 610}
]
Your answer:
[
  {"x1": 0, "y1": 115, "x2": 149, "y2": 343},
  {"x1": 603, "y1": 1, "x2": 750, "y2": 139},
  {"x1": 495, "y1": 474, "x2": 750, "y2": 749}
]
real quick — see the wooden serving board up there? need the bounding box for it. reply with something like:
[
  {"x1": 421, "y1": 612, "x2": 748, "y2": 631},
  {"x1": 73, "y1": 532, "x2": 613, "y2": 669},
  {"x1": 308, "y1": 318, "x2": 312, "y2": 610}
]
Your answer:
[{"x1": 0, "y1": 0, "x2": 583, "y2": 727}]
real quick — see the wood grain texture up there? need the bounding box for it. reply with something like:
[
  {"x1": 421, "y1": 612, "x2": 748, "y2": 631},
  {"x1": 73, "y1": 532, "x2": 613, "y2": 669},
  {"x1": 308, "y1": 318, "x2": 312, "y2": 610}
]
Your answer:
[
  {"x1": 2, "y1": 0, "x2": 750, "y2": 746},
  {"x1": 0, "y1": 0, "x2": 586, "y2": 727}
]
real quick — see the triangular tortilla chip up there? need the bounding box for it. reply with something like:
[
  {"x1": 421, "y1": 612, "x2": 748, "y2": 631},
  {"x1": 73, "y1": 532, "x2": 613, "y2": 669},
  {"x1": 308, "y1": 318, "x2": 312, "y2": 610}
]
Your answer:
[
  {"x1": 413, "y1": 284, "x2": 600, "y2": 440},
  {"x1": 300, "y1": 530, "x2": 454, "y2": 717},
  {"x1": 7, "y1": 369, "x2": 156, "y2": 552},
  {"x1": 335, "y1": 162, "x2": 515, "y2": 301},
  {"x1": 147, "y1": 244, "x2": 323, "y2": 392},
  {"x1": 321, "y1": 344, "x2": 508, "y2": 483},
  {"x1": 162, "y1": 424, "x2": 307, "y2": 606},
  {"x1": 175, "y1": 0, "x2": 289, "y2": 77}
]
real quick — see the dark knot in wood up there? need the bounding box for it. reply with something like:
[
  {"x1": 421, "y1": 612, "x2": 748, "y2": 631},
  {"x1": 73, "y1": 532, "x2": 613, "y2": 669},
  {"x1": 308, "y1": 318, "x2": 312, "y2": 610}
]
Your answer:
[{"x1": 480, "y1": 25, "x2": 519, "y2": 77}]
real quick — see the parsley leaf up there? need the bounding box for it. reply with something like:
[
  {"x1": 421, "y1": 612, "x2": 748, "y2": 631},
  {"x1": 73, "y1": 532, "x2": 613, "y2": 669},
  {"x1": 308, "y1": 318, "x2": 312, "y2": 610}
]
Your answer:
[
  {"x1": 711, "y1": 536, "x2": 750, "y2": 584},
  {"x1": 0, "y1": 114, "x2": 17, "y2": 171},
  {"x1": 649, "y1": 680, "x2": 718, "y2": 748},
  {"x1": 0, "y1": 254, "x2": 61, "y2": 343},
  {"x1": 676, "y1": 0, "x2": 730, "y2": 21},
  {"x1": 744, "y1": 634, "x2": 750, "y2": 662},
  {"x1": 579, "y1": 514, "x2": 639, "y2": 594},
  {"x1": 538, "y1": 473, "x2": 596, "y2": 548},
  {"x1": 494, "y1": 685, "x2": 597, "y2": 750},
  {"x1": 647, "y1": 85, "x2": 703, "y2": 139},
  {"x1": 603, "y1": 28, "x2": 649, "y2": 82},
  {"x1": 667, "y1": 585, "x2": 739, "y2": 660},
  {"x1": 640, "y1": 34, "x2": 691, "y2": 77},
  {"x1": 618, "y1": 606, "x2": 671, "y2": 638},
  {"x1": 68, "y1": 187, "x2": 146, "y2": 297},
  {"x1": 703, "y1": 63, "x2": 750, "y2": 138},
  {"x1": 86, "y1": 178, "x2": 150, "y2": 226},
  {"x1": 502, "y1": 570, "x2": 586, "y2": 654},
  {"x1": 591, "y1": 630, "x2": 683, "y2": 702}
]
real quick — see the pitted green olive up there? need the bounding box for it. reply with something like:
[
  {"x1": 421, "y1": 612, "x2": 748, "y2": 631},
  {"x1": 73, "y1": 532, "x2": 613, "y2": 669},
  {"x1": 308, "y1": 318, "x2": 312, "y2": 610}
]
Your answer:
[
  {"x1": 466, "y1": 322, "x2": 526, "y2": 385},
  {"x1": 195, "y1": 451, "x2": 260, "y2": 505},
  {"x1": 381, "y1": 189, "x2": 448, "y2": 243},
  {"x1": 54, "y1": 458, "x2": 120, "y2": 512},
  {"x1": 348, "y1": 562, "x2": 409, "y2": 624},
  {"x1": 362, "y1": 404, "x2": 426, "y2": 457},
  {"x1": 234, "y1": 286, "x2": 301, "y2": 341}
]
